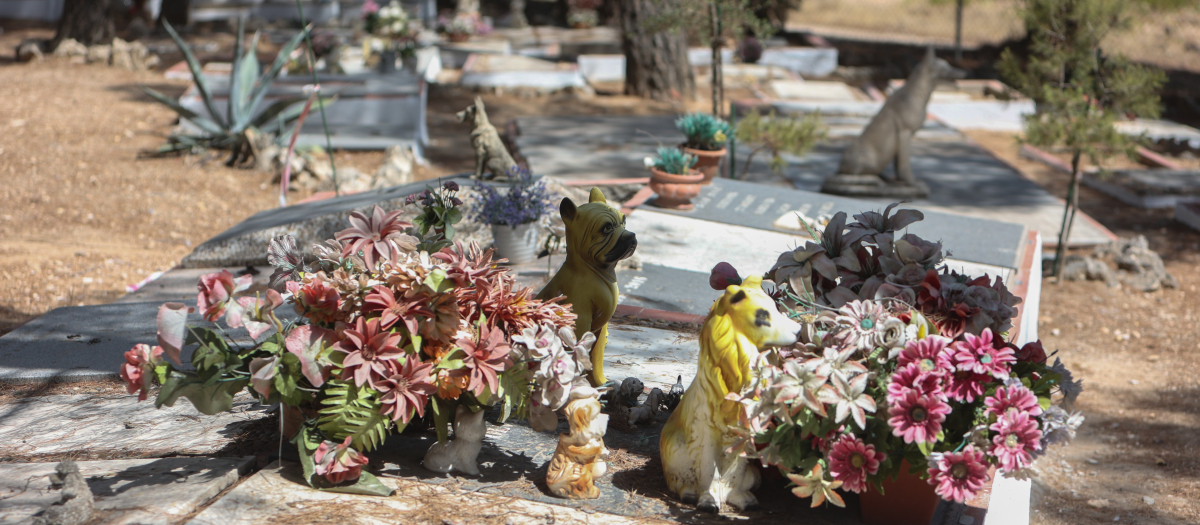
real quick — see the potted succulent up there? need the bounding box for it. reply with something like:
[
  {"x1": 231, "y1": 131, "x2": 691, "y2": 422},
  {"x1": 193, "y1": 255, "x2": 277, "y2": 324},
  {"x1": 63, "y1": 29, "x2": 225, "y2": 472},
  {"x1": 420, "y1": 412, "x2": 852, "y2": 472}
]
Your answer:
[
  {"x1": 676, "y1": 112, "x2": 733, "y2": 184},
  {"x1": 473, "y1": 166, "x2": 556, "y2": 266},
  {"x1": 722, "y1": 205, "x2": 1082, "y2": 524},
  {"x1": 646, "y1": 146, "x2": 704, "y2": 210},
  {"x1": 118, "y1": 183, "x2": 584, "y2": 494}
]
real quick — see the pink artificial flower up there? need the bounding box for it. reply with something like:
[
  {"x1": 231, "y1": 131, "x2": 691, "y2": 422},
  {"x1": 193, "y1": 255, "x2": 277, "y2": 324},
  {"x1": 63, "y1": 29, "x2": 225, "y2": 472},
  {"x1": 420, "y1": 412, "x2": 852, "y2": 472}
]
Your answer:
[
  {"x1": 989, "y1": 410, "x2": 1043, "y2": 472},
  {"x1": 953, "y1": 329, "x2": 1015, "y2": 380},
  {"x1": 709, "y1": 262, "x2": 742, "y2": 290},
  {"x1": 897, "y1": 335, "x2": 954, "y2": 373},
  {"x1": 335, "y1": 205, "x2": 413, "y2": 269},
  {"x1": 289, "y1": 277, "x2": 341, "y2": 325},
  {"x1": 926, "y1": 445, "x2": 990, "y2": 503},
  {"x1": 120, "y1": 344, "x2": 163, "y2": 401},
  {"x1": 985, "y1": 384, "x2": 1043, "y2": 418},
  {"x1": 227, "y1": 290, "x2": 284, "y2": 339},
  {"x1": 364, "y1": 285, "x2": 430, "y2": 336},
  {"x1": 285, "y1": 324, "x2": 336, "y2": 387},
  {"x1": 314, "y1": 436, "x2": 369, "y2": 484},
  {"x1": 377, "y1": 357, "x2": 436, "y2": 424},
  {"x1": 943, "y1": 370, "x2": 991, "y2": 403},
  {"x1": 361, "y1": 0, "x2": 380, "y2": 15},
  {"x1": 827, "y1": 435, "x2": 884, "y2": 493},
  {"x1": 334, "y1": 317, "x2": 405, "y2": 388},
  {"x1": 156, "y1": 302, "x2": 192, "y2": 366},
  {"x1": 887, "y1": 390, "x2": 951, "y2": 444},
  {"x1": 197, "y1": 270, "x2": 252, "y2": 322},
  {"x1": 887, "y1": 362, "x2": 946, "y2": 405}
]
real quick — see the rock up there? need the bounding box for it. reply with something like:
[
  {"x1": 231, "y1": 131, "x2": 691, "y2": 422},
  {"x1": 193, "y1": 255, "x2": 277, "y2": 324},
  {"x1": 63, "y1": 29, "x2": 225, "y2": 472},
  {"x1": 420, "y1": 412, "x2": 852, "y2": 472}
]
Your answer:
[
  {"x1": 110, "y1": 38, "x2": 157, "y2": 71},
  {"x1": 1096, "y1": 235, "x2": 1177, "y2": 292},
  {"x1": 16, "y1": 39, "x2": 44, "y2": 62},
  {"x1": 371, "y1": 145, "x2": 416, "y2": 189},
  {"x1": 52, "y1": 38, "x2": 87, "y2": 58},
  {"x1": 30, "y1": 460, "x2": 94, "y2": 525},
  {"x1": 86, "y1": 44, "x2": 111, "y2": 64},
  {"x1": 1061, "y1": 255, "x2": 1119, "y2": 288},
  {"x1": 1143, "y1": 496, "x2": 1155, "y2": 505},
  {"x1": 1087, "y1": 499, "x2": 1110, "y2": 508}
]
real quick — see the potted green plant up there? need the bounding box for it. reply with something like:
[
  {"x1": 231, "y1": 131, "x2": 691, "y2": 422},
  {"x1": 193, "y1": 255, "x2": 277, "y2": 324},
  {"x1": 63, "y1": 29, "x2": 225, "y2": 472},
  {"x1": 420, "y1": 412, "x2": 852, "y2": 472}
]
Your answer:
[
  {"x1": 473, "y1": 166, "x2": 556, "y2": 265},
  {"x1": 676, "y1": 112, "x2": 733, "y2": 184},
  {"x1": 646, "y1": 146, "x2": 704, "y2": 210}
]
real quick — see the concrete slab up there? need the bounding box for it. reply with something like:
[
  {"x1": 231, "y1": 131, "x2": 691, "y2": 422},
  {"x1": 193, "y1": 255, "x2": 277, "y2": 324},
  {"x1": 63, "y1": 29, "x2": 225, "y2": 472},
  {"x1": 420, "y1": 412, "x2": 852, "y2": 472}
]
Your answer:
[
  {"x1": 1081, "y1": 169, "x2": 1200, "y2": 209},
  {"x1": 460, "y1": 54, "x2": 586, "y2": 91},
  {"x1": 0, "y1": 299, "x2": 279, "y2": 383},
  {"x1": 577, "y1": 54, "x2": 625, "y2": 84},
  {"x1": 438, "y1": 38, "x2": 512, "y2": 69},
  {"x1": 1115, "y1": 118, "x2": 1200, "y2": 151},
  {"x1": 687, "y1": 46, "x2": 735, "y2": 66},
  {"x1": 927, "y1": 100, "x2": 1035, "y2": 132},
  {"x1": 758, "y1": 47, "x2": 839, "y2": 78},
  {"x1": 0, "y1": 393, "x2": 269, "y2": 458},
  {"x1": 619, "y1": 264, "x2": 716, "y2": 316},
  {"x1": 760, "y1": 137, "x2": 1116, "y2": 247},
  {"x1": 769, "y1": 80, "x2": 862, "y2": 101},
  {"x1": 1176, "y1": 202, "x2": 1200, "y2": 232},
  {"x1": 0, "y1": 457, "x2": 253, "y2": 525}
]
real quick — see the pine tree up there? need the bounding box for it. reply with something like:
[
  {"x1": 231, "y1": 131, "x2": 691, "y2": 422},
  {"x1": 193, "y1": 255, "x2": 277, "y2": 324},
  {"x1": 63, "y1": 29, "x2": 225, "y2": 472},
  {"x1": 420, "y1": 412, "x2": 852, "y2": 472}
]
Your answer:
[{"x1": 998, "y1": 0, "x2": 1165, "y2": 279}]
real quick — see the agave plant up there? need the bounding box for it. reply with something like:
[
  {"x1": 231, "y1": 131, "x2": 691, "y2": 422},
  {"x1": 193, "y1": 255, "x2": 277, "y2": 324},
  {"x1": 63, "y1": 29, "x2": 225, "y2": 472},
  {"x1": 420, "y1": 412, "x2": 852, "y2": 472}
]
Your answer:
[
  {"x1": 645, "y1": 146, "x2": 698, "y2": 175},
  {"x1": 141, "y1": 19, "x2": 325, "y2": 166},
  {"x1": 676, "y1": 112, "x2": 732, "y2": 151}
]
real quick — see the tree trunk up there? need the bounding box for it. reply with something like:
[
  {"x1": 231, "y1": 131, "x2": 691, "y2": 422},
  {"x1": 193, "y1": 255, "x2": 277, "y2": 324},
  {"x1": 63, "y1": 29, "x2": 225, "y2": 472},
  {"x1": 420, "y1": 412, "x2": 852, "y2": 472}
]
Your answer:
[
  {"x1": 1052, "y1": 150, "x2": 1083, "y2": 280},
  {"x1": 710, "y1": 3, "x2": 723, "y2": 118},
  {"x1": 620, "y1": 0, "x2": 695, "y2": 101},
  {"x1": 52, "y1": 0, "x2": 114, "y2": 49}
]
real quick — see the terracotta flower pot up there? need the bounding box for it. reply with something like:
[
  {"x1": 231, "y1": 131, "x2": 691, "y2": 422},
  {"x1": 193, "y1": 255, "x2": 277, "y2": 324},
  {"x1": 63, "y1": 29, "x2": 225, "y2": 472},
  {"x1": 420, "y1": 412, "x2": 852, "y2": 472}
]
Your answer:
[
  {"x1": 859, "y1": 460, "x2": 940, "y2": 525},
  {"x1": 649, "y1": 167, "x2": 705, "y2": 210},
  {"x1": 680, "y1": 145, "x2": 727, "y2": 184},
  {"x1": 448, "y1": 32, "x2": 470, "y2": 43}
]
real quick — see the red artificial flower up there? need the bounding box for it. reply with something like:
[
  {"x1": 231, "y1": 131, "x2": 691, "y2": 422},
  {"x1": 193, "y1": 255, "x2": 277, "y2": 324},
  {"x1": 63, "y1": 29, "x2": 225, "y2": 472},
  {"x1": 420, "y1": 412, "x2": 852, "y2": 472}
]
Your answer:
[
  {"x1": 985, "y1": 384, "x2": 1043, "y2": 418},
  {"x1": 827, "y1": 435, "x2": 884, "y2": 493},
  {"x1": 709, "y1": 262, "x2": 742, "y2": 290},
  {"x1": 289, "y1": 277, "x2": 342, "y2": 325},
  {"x1": 197, "y1": 270, "x2": 252, "y2": 322},
  {"x1": 887, "y1": 390, "x2": 951, "y2": 444},
  {"x1": 989, "y1": 410, "x2": 1043, "y2": 473},
  {"x1": 120, "y1": 344, "x2": 163, "y2": 401},
  {"x1": 314, "y1": 436, "x2": 368, "y2": 484},
  {"x1": 378, "y1": 357, "x2": 436, "y2": 424},
  {"x1": 364, "y1": 285, "x2": 431, "y2": 336},
  {"x1": 334, "y1": 317, "x2": 405, "y2": 388},
  {"x1": 1015, "y1": 340, "x2": 1047, "y2": 363},
  {"x1": 897, "y1": 335, "x2": 954, "y2": 374},
  {"x1": 953, "y1": 329, "x2": 1016, "y2": 380},
  {"x1": 887, "y1": 362, "x2": 946, "y2": 404}
]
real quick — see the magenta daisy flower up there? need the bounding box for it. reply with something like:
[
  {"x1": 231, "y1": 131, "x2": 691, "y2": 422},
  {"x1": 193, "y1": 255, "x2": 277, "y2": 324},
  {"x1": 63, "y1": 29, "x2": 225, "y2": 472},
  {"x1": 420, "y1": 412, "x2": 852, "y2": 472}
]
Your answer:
[
  {"x1": 944, "y1": 370, "x2": 991, "y2": 403},
  {"x1": 926, "y1": 445, "x2": 990, "y2": 503},
  {"x1": 952, "y1": 328, "x2": 1015, "y2": 380},
  {"x1": 887, "y1": 362, "x2": 946, "y2": 404},
  {"x1": 888, "y1": 390, "x2": 951, "y2": 444},
  {"x1": 897, "y1": 335, "x2": 954, "y2": 374},
  {"x1": 989, "y1": 410, "x2": 1043, "y2": 472},
  {"x1": 985, "y1": 384, "x2": 1043, "y2": 418},
  {"x1": 827, "y1": 435, "x2": 884, "y2": 493}
]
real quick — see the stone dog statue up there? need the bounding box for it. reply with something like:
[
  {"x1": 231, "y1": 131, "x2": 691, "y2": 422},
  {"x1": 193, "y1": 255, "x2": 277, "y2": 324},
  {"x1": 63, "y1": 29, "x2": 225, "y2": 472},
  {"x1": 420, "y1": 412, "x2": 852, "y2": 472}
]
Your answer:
[
  {"x1": 823, "y1": 47, "x2": 964, "y2": 198},
  {"x1": 32, "y1": 459, "x2": 94, "y2": 525},
  {"x1": 660, "y1": 275, "x2": 801, "y2": 513},
  {"x1": 455, "y1": 96, "x2": 518, "y2": 180},
  {"x1": 537, "y1": 188, "x2": 637, "y2": 387}
]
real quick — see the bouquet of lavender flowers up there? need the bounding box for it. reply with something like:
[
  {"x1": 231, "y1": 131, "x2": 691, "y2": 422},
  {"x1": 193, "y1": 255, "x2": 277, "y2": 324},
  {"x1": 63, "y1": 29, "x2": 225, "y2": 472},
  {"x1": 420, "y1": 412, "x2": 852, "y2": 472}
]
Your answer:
[{"x1": 472, "y1": 167, "x2": 555, "y2": 227}]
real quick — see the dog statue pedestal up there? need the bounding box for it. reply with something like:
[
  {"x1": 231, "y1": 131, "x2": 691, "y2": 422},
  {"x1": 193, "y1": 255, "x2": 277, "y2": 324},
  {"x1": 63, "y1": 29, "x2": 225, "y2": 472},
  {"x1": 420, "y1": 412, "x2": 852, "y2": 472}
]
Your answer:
[
  {"x1": 546, "y1": 386, "x2": 609, "y2": 499},
  {"x1": 660, "y1": 275, "x2": 801, "y2": 513},
  {"x1": 822, "y1": 47, "x2": 961, "y2": 199},
  {"x1": 537, "y1": 188, "x2": 637, "y2": 387}
]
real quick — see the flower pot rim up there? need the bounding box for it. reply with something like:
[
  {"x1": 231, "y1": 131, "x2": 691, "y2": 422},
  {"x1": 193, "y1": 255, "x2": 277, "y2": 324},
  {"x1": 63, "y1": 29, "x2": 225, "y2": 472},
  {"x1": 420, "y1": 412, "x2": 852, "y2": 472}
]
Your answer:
[
  {"x1": 649, "y1": 167, "x2": 704, "y2": 183},
  {"x1": 679, "y1": 144, "x2": 728, "y2": 156}
]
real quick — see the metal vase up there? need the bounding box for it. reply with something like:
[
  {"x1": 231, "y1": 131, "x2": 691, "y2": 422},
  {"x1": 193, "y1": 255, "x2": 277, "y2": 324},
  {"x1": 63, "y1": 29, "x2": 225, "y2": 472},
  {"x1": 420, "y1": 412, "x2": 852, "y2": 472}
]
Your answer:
[{"x1": 491, "y1": 223, "x2": 539, "y2": 266}]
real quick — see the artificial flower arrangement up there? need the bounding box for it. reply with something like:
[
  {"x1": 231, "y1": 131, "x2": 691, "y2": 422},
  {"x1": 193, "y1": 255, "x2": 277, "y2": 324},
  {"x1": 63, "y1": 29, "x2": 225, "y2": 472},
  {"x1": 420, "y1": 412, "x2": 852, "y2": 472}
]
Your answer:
[
  {"x1": 438, "y1": 11, "x2": 492, "y2": 39},
  {"x1": 719, "y1": 204, "x2": 1083, "y2": 507},
  {"x1": 119, "y1": 180, "x2": 593, "y2": 495},
  {"x1": 363, "y1": 0, "x2": 418, "y2": 60}
]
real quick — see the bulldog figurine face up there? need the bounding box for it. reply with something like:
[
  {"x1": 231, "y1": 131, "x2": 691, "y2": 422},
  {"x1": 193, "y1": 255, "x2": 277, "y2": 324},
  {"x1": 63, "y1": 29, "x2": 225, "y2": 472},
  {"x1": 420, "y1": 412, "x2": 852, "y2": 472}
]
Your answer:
[{"x1": 536, "y1": 188, "x2": 637, "y2": 386}]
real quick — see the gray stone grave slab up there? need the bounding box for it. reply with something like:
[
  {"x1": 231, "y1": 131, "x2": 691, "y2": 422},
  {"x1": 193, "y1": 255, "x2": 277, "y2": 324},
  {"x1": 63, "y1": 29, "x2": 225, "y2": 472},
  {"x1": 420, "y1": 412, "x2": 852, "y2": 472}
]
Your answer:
[
  {"x1": 619, "y1": 264, "x2": 716, "y2": 316},
  {"x1": 0, "y1": 457, "x2": 252, "y2": 525},
  {"x1": 438, "y1": 38, "x2": 513, "y2": 69},
  {"x1": 460, "y1": 54, "x2": 586, "y2": 91},
  {"x1": 0, "y1": 298, "x2": 286, "y2": 383},
  {"x1": 758, "y1": 47, "x2": 840, "y2": 78},
  {"x1": 1114, "y1": 118, "x2": 1200, "y2": 151},
  {"x1": 1176, "y1": 202, "x2": 1200, "y2": 232},
  {"x1": 179, "y1": 71, "x2": 427, "y2": 152},
  {"x1": 577, "y1": 54, "x2": 625, "y2": 84},
  {"x1": 641, "y1": 178, "x2": 1026, "y2": 270},
  {"x1": 770, "y1": 80, "x2": 863, "y2": 101},
  {"x1": 1082, "y1": 169, "x2": 1200, "y2": 209},
  {"x1": 0, "y1": 393, "x2": 268, "y2": 458}
]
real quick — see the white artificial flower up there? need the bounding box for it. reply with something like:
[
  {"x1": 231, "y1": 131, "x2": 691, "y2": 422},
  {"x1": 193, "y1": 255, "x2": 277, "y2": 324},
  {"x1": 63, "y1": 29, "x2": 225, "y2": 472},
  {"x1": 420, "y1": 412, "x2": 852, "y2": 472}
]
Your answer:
[{"x1": 643, "y1": 156, "x2": 655, "y2": 168}]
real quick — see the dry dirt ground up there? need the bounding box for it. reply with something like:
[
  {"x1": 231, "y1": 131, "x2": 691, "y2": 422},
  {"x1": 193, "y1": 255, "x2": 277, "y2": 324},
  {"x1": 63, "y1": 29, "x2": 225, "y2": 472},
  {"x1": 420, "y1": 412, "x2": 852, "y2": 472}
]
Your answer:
[
  {"x1": 3, "y1": 20, "x2": 1200, "y2": 525},
  {"x1": 790, "y1": 0, "x2": 1200, "y2": 73}
]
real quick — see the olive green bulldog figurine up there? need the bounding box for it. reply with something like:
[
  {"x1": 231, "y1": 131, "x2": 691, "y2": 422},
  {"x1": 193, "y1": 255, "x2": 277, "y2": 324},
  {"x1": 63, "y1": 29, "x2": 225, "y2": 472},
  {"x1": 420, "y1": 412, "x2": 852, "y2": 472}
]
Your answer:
[{"x1": 537, "y1": 188, "x2": 637, "y2": 386}]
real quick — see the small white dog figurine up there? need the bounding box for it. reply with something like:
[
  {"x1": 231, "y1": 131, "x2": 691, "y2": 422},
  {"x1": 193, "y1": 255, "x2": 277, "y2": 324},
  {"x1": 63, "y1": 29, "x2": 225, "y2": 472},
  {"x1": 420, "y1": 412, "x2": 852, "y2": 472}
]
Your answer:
[{"x1": 424, "y1": 405, "x2": 485, "y2": 476}]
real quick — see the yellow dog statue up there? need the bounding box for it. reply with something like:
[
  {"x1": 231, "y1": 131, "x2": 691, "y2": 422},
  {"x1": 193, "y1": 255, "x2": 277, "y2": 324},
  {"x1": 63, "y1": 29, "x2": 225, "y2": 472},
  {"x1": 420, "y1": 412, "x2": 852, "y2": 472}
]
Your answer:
[
  {"x1": 537, "y1": 188, "x2": 637, "y2": 386},
  {"x1": 660, "y1": 275, "x2": 801, "y2": 513}
]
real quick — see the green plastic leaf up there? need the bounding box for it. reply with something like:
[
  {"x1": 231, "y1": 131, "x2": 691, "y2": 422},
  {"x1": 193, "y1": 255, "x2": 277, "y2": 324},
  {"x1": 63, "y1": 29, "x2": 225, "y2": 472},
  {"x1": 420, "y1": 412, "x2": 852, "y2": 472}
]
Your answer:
[
  {"x1": 162, "y1": 20, "x2": 226, "y2": 129},
  {"x1": 432, "y1": 398, "x2": 453, "y2": 445},
  {"x1": 1038, "y1": 396, "x2": 1052, "y2": 411},
  {"x1": 423, "y1": 268, "x2": 448, "y2": 293},
  {"x1": 292, "y1": 425, "x2": 319, "y2": 485},
  {"x1": 316, "y1": 471, "x2": 394, "y2": 497},
  {"x1": 239, "y1": 26, "x2": 310, "y2": 131},
  {"x1": 155, "y1": 372, "x2": 247, "y2": 415},
  {"x1": 435, "y1": 348, "x2": 466, "y2": 370},
  {"x1": 445, "y1": 207, "x2": 463, "y2": 226},
  {"x1": 917, "y1": 439, "x2": 934, "y2": 457},
  {"x1": 154, "y1": 364, "x2": 170, "y2": 384},
  {"x1": 443, "y1": 223, "x2": 456, "y2": 243}
]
